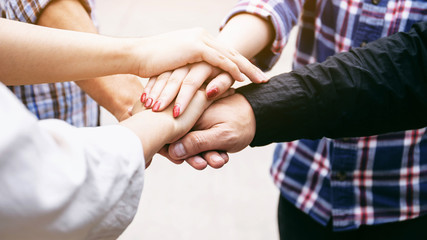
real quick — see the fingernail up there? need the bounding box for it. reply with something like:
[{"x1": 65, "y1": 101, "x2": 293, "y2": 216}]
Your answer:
[
  {"x1": 258, "y1": 71, "x2": 269, "y2": 82},
  {"x1": 206, "y1": 87, "x2": 219, "y2": 98},
  {"x1": 194, "y1": 157, "x2": 206, "y2": 164},
  {"x1": 145, "y1": 98, "x2": 153, "y2": 108},
  {"x1": 140, "y1": 93, "x2": 146, "y2": 103},
  {"x1": 220, "y1": 152, "x2": 229, "y2": 162},
  {"x1": 211, "y1": 154, "x2": 224, "y2": 163},
  {"x1": 152, "y1": 100, "x2": 161, "y2": 111},
  {"x1": 173, "y1": 104, "x2": 180, "y2": 118},
  {"x1": 173, "y1": 142, "x2": 186, "y2": 158}
]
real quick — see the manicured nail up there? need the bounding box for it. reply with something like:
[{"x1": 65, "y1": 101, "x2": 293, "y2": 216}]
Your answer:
[
  {"x1": 145, "y1": 98, "x2": 153, "y2": 108},
  {"x1": 173, "y1": 104, "x2": 180, "y2": 118},
  {"x1": 140, "y1": 93, "x2": 146, "y2": 103},
  {"x1": 152, "y1": 100, "x2": 161, "y2": 111},
  {"x1": 173, "y1": 141, "x2": 186, "y2": 158},
  {"x1": 206, "y1": 87, "x2": 219, "y2": 98}
]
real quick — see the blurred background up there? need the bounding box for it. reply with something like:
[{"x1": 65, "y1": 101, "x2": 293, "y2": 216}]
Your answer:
[{"x1": 95, "y1": 0, "x2": 297, "y2": 239}]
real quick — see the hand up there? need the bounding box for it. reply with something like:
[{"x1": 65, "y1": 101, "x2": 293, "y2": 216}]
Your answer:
[
  {"x1": 76, "y1": 74, "x2": 143, "y2": 121},
  {"x1": 163, "y1": 93, "x2": 256, "y2": 170},
  {"x1": 141, "y1": 62, "x2": 239, "y2": 118},
  {"x1": 130, "y1": 28, "x2": 268, "y2": 84},
  {"x1": 123, "y1": 88, "x2": 236, "y2": 167}
]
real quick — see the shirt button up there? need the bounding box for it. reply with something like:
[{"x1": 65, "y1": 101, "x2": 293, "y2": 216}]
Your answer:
[
  {"x1": 360, "y1": 41, "x2": 367, "y2": 47},
  {"x1": 372, "y1": 0, "x2": 380, "y2": 5},
  {"x1": 337, "y1": 171, "x2": 347, "y2": 181}
]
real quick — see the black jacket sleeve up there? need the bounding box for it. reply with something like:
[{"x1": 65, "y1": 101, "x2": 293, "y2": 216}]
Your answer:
[{"x1": 237, "y1": 21, "x2": 427, "y2": 147}]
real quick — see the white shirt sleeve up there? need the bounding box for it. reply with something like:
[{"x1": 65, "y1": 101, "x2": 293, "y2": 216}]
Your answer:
[{"x1": 0, "y1": 84, "x2": 145, "y2": 240}]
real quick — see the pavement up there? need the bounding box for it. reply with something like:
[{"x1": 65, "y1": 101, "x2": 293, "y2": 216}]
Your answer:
[{"x1": 95, "y1": 1, "x2": 296, "y2": 239}]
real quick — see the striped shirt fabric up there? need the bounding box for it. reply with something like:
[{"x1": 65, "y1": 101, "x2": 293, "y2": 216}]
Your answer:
[
  {"x1": 224, "y1": 0, "x2": 427, "y2": 231},
  {"x1": 0, "y1": 0, "x2": 99, "y2": 127}
]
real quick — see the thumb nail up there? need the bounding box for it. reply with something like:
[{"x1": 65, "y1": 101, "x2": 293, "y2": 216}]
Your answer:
[{"x1": 172, "y1": 141, "x2": 186, "y2": 158}]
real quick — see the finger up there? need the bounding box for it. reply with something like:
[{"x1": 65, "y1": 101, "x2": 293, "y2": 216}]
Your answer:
[
  {"x1": 159, "y1": 145, "x2": 184, "y2": 165},
  {"x1": 199, "y1": 46, "x2": 244, "y2": 83},
  {"x1": 205, "y1": 72, "x2": 234, "y2": 99},
  {"x1": 154, "y1": 66, "x2": 190, "y2": 112},
  {"x1": 146, "y1": 71, "x2": 172, "y2": 108},
  {"x1": 203, "y1": 37, "x2": 269, "y2": 83},
  {"x1": 202, "y1": 151, "x2": 227, "y2": 169},
  {"x1": 168, "y1": 128, "x2": 224, "y2": 160},
  {"x1": 219, "y1": 151, "x2": 230, "y2": 164},
  {"x1": 142, "y1": 76, "x2": 157, "y2": 103},
  {"x1": 172, "y1": 63, "x2": 213, "y2": 117},
  {"x1": 185, "y1": 155, "x2": 208, "y2": 170}
]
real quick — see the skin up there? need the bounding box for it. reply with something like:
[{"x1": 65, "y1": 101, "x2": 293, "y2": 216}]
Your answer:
[
  {"x1": 145, "y1": 13, "x2": 275, "y2": 169},
  {"x1": 0, "y1": 16, "x2": 250, "y2": 167},
  {"x1": 162, "y1": 93, "x2": 256, "y2": 170},
  {"x1": 141, "y1": 13, "x2": 274, "y2": 115},
  {"x1": 36, "y1": 0, "x2": 143, "y2": 121},
  {"x1": 0, "y1": 19, "x2": 264, "y2": 87},
  {"x1": 122, "y1": 90, "x2": 213, "y2": 164}
]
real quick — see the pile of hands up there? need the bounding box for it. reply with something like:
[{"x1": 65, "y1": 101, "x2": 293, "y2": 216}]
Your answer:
[{"x1": 127, "y1": 28, "x2": 269, "y2": 170}]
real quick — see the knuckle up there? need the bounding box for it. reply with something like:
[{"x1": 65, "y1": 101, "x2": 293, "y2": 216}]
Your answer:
[
  {"x1": 188, "y1": 133, "x2": 208, "y2": 151},
  {"x1": 168, "y1": 75, "x2": 182, "y2": 84},
  {"x1": 182, "y1": 76, "x2": 196, "y2": 86}
]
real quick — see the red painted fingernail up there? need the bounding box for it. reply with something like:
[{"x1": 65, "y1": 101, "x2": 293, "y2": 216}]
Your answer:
[
  {"x1": 152, "y1": 101, "x2": 161, "y2": 111},
  {"x1": 173, "y1": 104, "x2": 180, "y2": 118},
  {"x1": 206, "y1": 87, "x2": 219, "y2": 98},
  {"x1": 140, "y1": 93, "x2": 146, "y2": 103},
  {"x1": 145, "y1": 98, "x2": 153, "y2": 108}
]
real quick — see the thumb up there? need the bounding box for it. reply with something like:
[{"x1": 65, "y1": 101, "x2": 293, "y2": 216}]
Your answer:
[{"x1": 168, "y1": 127, "x2": 224, "y2": 160}]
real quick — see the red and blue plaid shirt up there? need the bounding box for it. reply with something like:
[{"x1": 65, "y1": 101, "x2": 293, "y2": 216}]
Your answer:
[
  {"x1": 0, "y1": 0, "x2": 99, "y2": 127},
  {"x1": 224, "y1": 0, "x2": 427, "y2": 231}
]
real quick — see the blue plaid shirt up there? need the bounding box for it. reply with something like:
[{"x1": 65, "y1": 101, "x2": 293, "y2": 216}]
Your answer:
[
  {"x1": 224, "y1": 0, "x2": 427, "y2": 231},
  {"x1": 0, "y1": 0, "x2": 99, "y2": 127}
]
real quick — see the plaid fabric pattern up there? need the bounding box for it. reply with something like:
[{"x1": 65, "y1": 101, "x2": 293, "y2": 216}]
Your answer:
[
  {"x1": 225, "y1": 0, "x2": 427, "y2": 231},
  {"x1": 0, "y1": 0, "x2": 99, "y2": 127}
]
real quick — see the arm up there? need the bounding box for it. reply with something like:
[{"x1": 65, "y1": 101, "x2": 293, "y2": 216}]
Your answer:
[
  {"x1": 36, "y1": 0, "x2": 142, "y2": 121},
  {"x1": 166, "y1": 21, "x2": 427, "y2": 168},
  {"x1": 0, "y1": 84, "x2": 211, "y2": 239},
  {"x1": 238, "y1": 21, "x2": 427, "y2": 145},
  {"x1": 141, "y1": 12, "x2": 275, "y2": 116},
  {"x1": 143, "y1": 0, "x2": 298, "y2": 116},
  {"x1": 0, "y1": 83, "x2": 144, "y2": 239},
  {"x1": 0, "y1": 18, "x2": 263, "y2": 86}
]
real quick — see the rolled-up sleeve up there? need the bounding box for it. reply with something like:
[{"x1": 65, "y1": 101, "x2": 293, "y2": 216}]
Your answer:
[
  {"x1": 0, "y1": 83, "x2": 144, "y2": 240},
  {"x1": 0, "y1": 0, "x2": 92, "y2": 23},
  {"x1": 221, "y1": 0, "x2": 303, "y2": 70}
]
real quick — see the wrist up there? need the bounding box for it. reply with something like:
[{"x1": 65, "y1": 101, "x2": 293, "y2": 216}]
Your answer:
[
  {"x1": 218, "y1": 13, "x2": 275, "y2": 59},
  {"x1": 119, "y1": 37, "x2": 151, "y2": 76},
  {"x1": 120, "y1": 110, "x2": 174, "y2": 160}
]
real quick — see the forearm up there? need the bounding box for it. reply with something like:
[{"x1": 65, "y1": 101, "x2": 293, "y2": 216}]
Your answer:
[
  {"x1": 0, "y1": 18, "x2": 137, "y2": 85},
  {"x1": 217, "y1": 13, "x2": 274, "y2": 59},
  {"x1": 238, "y1": 22, "x2": 427, "y2": 146},
  {"x1": 120, "y1": 111, "x2": 174, "y2": 161},
  {"x1": 0, "y1": 83, "x2": 144, "y2": 239},
  {"x1": 36, "y1": 0, "x2": 143, "y2": 120}
]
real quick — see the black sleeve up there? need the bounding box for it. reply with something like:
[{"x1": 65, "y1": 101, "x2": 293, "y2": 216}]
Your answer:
[{"x1": 237, "y1": 21, "x2": 427, "y2": 147}]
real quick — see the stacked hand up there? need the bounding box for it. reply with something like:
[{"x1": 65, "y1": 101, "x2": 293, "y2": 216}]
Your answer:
[
  {"x1": 125, "y1": 27, "x2": 267, "y2": 168},
  {"x1": 159, "y1": 93, "x2": 257, "y2": 170}
]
